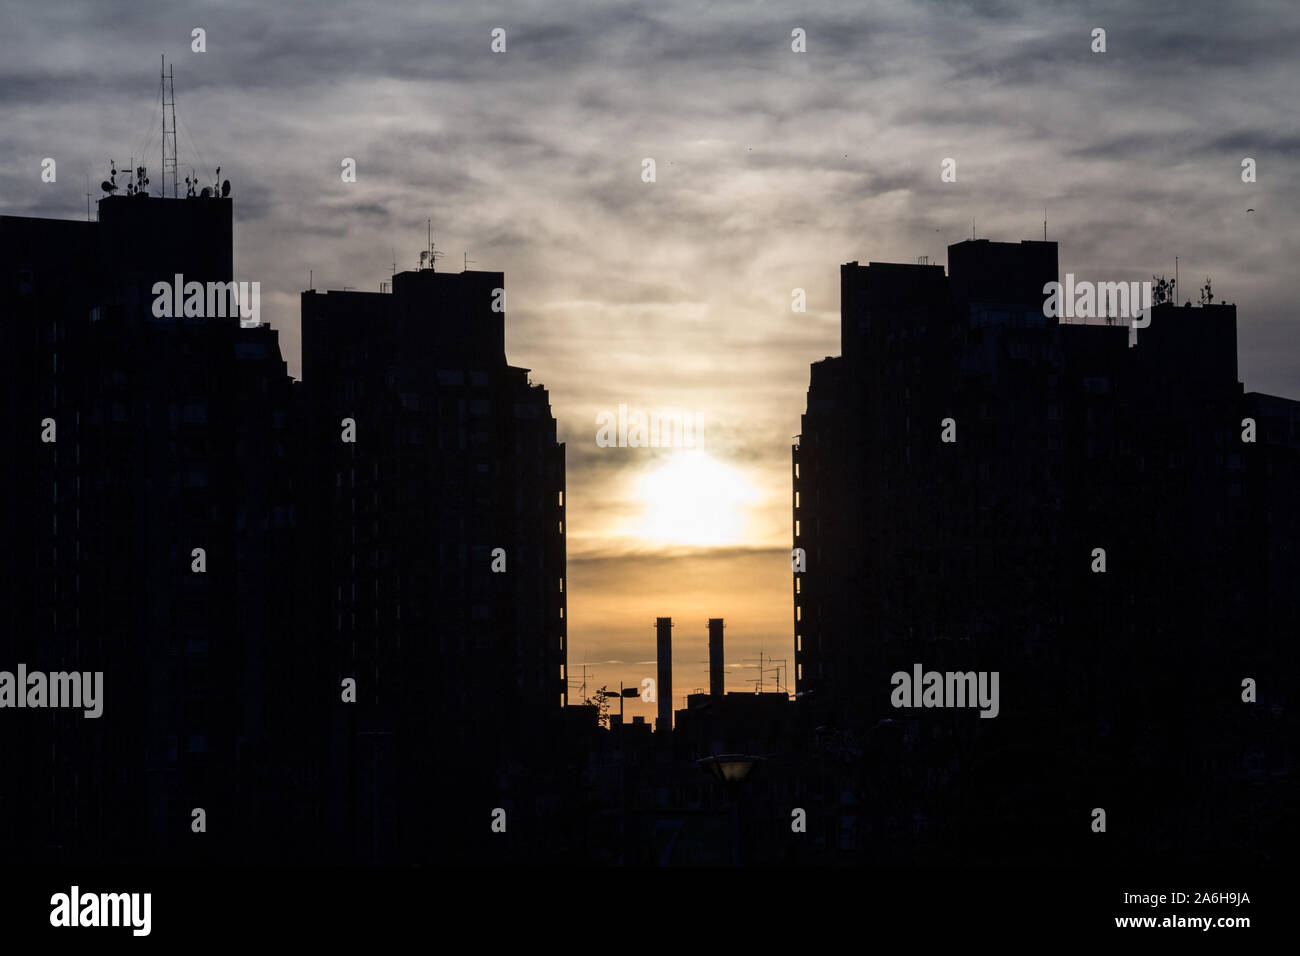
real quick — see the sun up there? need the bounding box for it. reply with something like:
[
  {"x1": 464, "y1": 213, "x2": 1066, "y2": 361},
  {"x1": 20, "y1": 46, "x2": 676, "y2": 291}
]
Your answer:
[{"x1": 632, "y1": 451, "x2": 759, "y2": 547}]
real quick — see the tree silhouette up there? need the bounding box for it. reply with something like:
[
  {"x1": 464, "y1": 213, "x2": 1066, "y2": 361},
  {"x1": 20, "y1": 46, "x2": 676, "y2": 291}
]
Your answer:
[{"x1": 584, "y1": 684, "x2": 611, "y2": 729}]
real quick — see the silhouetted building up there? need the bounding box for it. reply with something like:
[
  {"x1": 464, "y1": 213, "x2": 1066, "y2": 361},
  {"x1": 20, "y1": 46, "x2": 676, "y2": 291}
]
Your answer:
[
  {"x1": 1, "y1": 194, "x2": 569, "y2": 867},
  {"x1": 300, "y1": 266, "x2": 567, "y2": 863},
  {"x1": 0, "y1": 194, "x2": 299, "y2": 863},
  {"x1": 793, "y1": 239, "x2": 1298, "y2": 864}
]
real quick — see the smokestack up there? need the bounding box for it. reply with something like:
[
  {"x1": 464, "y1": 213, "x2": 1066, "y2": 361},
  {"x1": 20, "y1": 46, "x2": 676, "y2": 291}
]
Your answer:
[
  {"x1": 656, "y1": 617, "x2": 673, "y2": 735},
  {"x1": 708, "y1": 618, "x2": 724, "y2": 698}
]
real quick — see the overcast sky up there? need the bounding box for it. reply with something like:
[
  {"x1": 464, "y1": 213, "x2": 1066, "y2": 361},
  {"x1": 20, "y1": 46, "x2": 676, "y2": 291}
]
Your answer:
[{"x1": 4, "y1": 0, "x2": 1297, "y2": 713}]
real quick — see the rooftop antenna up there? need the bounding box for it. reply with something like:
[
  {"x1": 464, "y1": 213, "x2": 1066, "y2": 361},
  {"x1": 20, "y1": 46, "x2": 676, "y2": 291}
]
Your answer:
[
  {"x1": 464, "y1": 252, "x2": 476, "y2": 272},
  {"x1": 744, "y1": 649, "x2": 770, "y2": 694},
  {"x1": 160, "y1": 55, "x2": 179, "y2": 198},
  {"x1": 768, "y1": 657, "x2": 789, "y2": 695},
  {"x1": 85, "y1": 175, "x2": 91, "y2": 221},
  {"x1": 419, "y1": 219, "x2": 445, "y2": 271},
  {"x1": 1043, "y1": 205, "x2": 1047, "y2": 241}
]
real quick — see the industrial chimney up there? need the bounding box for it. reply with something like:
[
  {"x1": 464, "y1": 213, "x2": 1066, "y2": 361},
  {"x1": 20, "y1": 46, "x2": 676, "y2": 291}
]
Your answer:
[
  {"x1": 656, "y1": 617, "x2": 673, "y2": 735},
  {"x1": 708, "y1": 618, "x2": 724, "y2": 698}
]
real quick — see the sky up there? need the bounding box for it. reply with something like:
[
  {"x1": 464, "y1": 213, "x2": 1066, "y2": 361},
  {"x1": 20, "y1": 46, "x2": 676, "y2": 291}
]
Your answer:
[{"x1": 3, "y1": 0, "x2": 1298, "y2": 722}]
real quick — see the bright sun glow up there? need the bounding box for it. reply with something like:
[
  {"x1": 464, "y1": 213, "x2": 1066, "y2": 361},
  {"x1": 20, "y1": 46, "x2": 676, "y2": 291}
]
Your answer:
[{"x1": 632, "y1": 451, "x2": 759, "y2": 547}]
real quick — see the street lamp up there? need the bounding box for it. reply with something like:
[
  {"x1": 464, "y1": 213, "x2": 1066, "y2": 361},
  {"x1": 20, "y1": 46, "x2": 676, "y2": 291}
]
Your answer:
[
  {"x1": 600, "y1": 683, "x2": 642, "y2": 735},
  {"x1": 697, "y1": 754, "x2": 765, "y2": 865},
  {"x1": 602, "y1": 683, "x2": 641, "y2": 864},
  {"x1": 700, "y1": 754, "x2": 759, "y2": 788}
]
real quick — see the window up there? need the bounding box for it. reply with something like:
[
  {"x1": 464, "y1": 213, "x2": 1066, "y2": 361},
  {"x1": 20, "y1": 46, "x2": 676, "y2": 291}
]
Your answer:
[{"x1": 1083, "y1": 376, "x2": 1110, "y2": 394}]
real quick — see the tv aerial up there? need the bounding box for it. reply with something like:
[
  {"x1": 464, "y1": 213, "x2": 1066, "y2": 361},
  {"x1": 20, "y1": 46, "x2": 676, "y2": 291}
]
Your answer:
[{"x1": 418, "y1": 219, "x2": 445, "y2": 271}]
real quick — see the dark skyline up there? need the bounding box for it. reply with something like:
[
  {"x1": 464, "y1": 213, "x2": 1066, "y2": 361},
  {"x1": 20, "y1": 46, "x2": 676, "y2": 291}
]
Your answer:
[
  {"x1": 3, "y1": 192, "x2": 1294, "y2": 867},
  {"x1": 3, "y1": 2, "x2": 1298, "y2": 712},
  {"x1": 1, "y1": 7, "x2": 1297, "y2": 941}
]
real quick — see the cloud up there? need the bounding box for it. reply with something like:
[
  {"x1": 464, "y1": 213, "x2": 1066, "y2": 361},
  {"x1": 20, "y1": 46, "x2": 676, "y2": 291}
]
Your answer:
[{"x1": 4, "y1": 0, "x2": 1297, "y2": 678}]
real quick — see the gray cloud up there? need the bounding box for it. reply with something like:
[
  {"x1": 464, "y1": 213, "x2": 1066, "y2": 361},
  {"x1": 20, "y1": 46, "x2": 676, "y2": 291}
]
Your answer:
[{"x1": 4, "y1": 0, "x2": 1298, "y2": 577}]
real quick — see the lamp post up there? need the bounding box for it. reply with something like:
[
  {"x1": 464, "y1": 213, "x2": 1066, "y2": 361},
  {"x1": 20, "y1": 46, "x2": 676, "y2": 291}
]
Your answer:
[
  {"x1": 698, "y1": 754, "x2": 764, "y2": 865},
  {"x1": 602, "y1": 683, "x2": 641, "y2": 864},
  {"x1": 600, "y1": 683, "x2": 643, "y2": 744}
]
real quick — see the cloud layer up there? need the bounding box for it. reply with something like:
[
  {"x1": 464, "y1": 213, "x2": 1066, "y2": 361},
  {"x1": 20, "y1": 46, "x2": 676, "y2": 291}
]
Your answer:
[{"x1": 5, "y1": 0, "x2": 1297, "y2": 698}]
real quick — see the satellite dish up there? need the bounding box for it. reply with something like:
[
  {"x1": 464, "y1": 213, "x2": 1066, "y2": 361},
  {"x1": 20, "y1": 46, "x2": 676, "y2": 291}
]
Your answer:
[
  {"x1": 200, "y1": 186, "x2": 212, "y2": 198},
  {"x1": 221, "y1": 179, "x2": 231, "y2": 198},
  {"x1": 100, "y1": 181, "x2": 116, "y2": 193}
]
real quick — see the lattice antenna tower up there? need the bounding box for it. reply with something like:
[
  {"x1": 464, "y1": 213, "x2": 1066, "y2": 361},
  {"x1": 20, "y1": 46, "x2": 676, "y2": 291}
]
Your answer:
[{"x1": 160, "y1": 55, "x2": 179, "y2": 198}]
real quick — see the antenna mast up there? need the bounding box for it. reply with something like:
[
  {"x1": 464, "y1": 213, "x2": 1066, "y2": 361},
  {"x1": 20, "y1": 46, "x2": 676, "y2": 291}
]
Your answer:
[
  {"x1": 418, "y1": 219, "x2": 445, "y2": 271},
  {"x1": 744, "y1": 650, "x2": 769, "y2": 693},
  {"x1": 160, "y1": 56, "x2": 179, "y2": 198}
]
